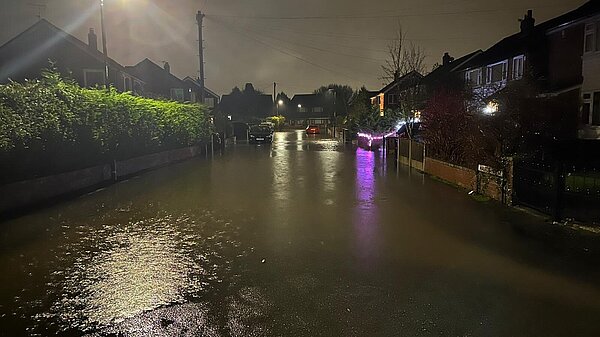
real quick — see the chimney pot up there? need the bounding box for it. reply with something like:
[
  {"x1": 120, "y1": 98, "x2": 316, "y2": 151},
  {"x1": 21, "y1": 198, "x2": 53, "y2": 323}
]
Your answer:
[
  {"x1": 88, "y1": 28, "x2": 98, "y2": 51},
  {"x1": 163, "y1": 61, "x2": 171, "y2": 73},
  {"x1": 520, "y1": 9, "x2": 535, "y2": 34},
  {"x1": 442, "y1": 52, "x2": 454, "y2": 66}
]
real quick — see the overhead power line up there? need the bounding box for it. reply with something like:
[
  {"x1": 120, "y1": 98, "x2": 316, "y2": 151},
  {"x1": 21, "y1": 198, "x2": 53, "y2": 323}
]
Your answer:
[
  {"x1": 206, "y1": 4, "x2": 571, "y2": 21},
  {"x1": 209, "y1": 17, "x2": 365, "y2": 82}
]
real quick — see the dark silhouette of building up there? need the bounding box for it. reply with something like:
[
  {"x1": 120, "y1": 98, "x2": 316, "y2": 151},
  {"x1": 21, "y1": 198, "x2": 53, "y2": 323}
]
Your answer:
[{"x1": 0, "y1": 19, "x2": 143, "y2": 93}]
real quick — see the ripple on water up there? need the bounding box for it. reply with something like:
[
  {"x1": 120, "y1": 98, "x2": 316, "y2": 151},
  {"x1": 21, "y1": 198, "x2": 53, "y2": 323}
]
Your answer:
[{"x1": 36, "y1": 212, "x2": 239, "y2": 334}]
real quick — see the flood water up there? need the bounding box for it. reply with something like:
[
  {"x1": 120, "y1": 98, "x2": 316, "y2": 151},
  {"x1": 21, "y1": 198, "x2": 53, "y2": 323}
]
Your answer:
[{"x1": 1, "y1": 131, "x2": 599, "y2": 336}]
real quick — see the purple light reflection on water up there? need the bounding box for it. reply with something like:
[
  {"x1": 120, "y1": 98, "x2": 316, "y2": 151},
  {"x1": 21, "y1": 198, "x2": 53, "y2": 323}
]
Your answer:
[{"x1": 353, "y1": 148, "x2": 381, "y2": 268}]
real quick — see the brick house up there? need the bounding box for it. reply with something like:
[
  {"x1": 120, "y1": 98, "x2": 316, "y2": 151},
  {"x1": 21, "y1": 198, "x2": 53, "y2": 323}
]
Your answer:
[{"x1": 370, "y1": 71, "x2": 423, "y2": 115}]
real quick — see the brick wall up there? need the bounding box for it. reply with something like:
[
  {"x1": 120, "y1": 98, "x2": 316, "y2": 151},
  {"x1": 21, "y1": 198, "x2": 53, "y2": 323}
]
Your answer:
[{"x1": 424, "y1": 158, "x2": 476, "y2": 190}]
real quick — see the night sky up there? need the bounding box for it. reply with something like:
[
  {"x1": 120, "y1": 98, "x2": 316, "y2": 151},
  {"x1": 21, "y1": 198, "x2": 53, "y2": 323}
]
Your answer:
[{"x1": 0, "y1": 0, "x2": 586, "y2": 95}]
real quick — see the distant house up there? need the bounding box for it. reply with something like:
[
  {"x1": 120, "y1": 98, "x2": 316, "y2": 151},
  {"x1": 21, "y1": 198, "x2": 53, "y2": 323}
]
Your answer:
[
  {"x1": 125, "y1": 59, "x2": 191, "y2": 102},
  {"x1": 370, "y1": 71, "x2": 423, "y2": 115},
  {"x1": 289, "y1": 94, "x2": 331, "y2": 127},
  {"x1": 0, "y1": 19, "x2": 143, "y2": 93},
  {"x1": 219, "y1": 84, "x2": 273, "y2": 122},
  {"x1": 183, "y1": 76, "x2": 220, "y2": 108}
]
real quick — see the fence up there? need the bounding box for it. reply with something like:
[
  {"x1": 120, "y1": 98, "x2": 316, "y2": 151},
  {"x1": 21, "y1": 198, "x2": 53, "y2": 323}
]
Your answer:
[{"x1": 513, "y1": 159, "x2": 600, "y2": 224}]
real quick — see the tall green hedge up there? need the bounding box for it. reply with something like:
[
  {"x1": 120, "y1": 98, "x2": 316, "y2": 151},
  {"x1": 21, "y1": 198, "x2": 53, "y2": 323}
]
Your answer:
[{"x1": 0, "y1": 71, "x2": 212, "y2": 184}]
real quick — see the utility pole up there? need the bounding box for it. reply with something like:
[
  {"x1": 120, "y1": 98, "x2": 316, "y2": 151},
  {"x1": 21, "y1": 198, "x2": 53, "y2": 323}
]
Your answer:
[
  {"x1": 100, "y1": 0, "x2": 109, "y2": 87},
  {"x1": 28, "y1": 3, "x2": 46, "y2": 20},
  {"x1": 196, "y1": 11, "x2": 206, "y2": 102},
  {"x1": 273, "y1": 82, "x2": 277, "y2": 116}
]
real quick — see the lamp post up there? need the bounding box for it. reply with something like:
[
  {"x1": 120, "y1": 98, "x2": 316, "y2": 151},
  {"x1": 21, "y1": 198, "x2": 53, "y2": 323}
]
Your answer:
[
  {"x1": 328, "y1": 88, "x2": 337, "y2": 138},
  {"x1": 100, "y1": 0, "x2": 109, "y2": 87}
]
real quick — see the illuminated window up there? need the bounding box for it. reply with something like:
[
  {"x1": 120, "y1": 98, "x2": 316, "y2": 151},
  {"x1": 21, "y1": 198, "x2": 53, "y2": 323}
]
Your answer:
[{"x1": 313, "y1": 106, "x2": 323, "y2": 113}]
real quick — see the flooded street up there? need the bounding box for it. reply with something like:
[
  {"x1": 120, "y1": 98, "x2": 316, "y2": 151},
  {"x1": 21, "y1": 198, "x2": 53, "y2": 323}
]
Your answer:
[{"x1": 1, "y1": 131, "x2": 599, "y2": 336}]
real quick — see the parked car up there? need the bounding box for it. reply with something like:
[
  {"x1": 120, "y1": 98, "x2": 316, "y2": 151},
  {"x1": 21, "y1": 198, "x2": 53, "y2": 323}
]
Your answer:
[
  {"x1": 306, "y1": 125, "x2": 320, "y2": 134},
  {"x1": 249, "y1": 125, "x2": 273, "y2": 143}
]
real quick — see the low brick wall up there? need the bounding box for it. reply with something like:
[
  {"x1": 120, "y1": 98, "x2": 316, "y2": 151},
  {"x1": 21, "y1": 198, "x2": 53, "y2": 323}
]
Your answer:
[
  {"x1": 0, "y1": 145, "x2": 203, "y2": 215},
  {"x1": 0, "y1": 164, "x2": 111, "y2": 213},
  {"x1": 116, "y1": 146, "x2": 201, "y2": 178},
  {"x1": 424, "y1": 158, "x2": 477, "y2": 190}
]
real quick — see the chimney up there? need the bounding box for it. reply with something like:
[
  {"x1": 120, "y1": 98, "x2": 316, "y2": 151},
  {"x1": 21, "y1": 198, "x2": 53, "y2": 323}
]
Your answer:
[
  {"x1": 442, "y1": 52, "x2": 454, "y2": 66},
  {"x1": 520, "y1": 9, "x2": 535, "y2": 34},
  {"x1": 163, "y1": 61, "x2": 170, "y2": 73},
  {"x1": 88, "y1": 28, "x2": 98, "y2": 51},
  {"x1": 394, "y1": 70, "x2": 400, "y2": 81}
]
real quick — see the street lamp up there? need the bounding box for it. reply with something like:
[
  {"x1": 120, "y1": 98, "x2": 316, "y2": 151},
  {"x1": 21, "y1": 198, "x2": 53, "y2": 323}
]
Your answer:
[
  {"x1": 277, "y1": 99, "x2": 284, "y2": 115},
  {"x1": 328, "y1": 88, "x2": 337, "y2": 138}
]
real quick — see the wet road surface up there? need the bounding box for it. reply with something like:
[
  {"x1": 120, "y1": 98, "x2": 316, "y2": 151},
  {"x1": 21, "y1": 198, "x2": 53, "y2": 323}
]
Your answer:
[{"x1": 1, "y1": 131, "x2": 600, "y2": 336}]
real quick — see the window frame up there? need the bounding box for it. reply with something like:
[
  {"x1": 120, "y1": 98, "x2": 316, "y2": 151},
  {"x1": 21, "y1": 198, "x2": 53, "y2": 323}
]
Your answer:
[
  {"x1": 512, "y1": 55, "x2": 525, "y2": 80},
  {"x1": 585, "y1": 23, "x2": 596, "y2": 53},
  {"x1": 83, "y1": 69, "x2": 105, "y2": 88},
  {"x1": 486, "y1": 60, "x2": 508, "y2": 85},
  {"x1": 170, "y1": 88, "x2": 185, "y2": 102},
  {"x1": 465, "y1": 68, "x2": 482, "y2": 86}
]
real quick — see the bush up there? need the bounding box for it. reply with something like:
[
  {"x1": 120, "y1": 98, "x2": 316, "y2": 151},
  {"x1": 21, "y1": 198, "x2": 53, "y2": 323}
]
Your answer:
[{"x1": 0, "y1": 71, "x2": 212, "y2": 184}]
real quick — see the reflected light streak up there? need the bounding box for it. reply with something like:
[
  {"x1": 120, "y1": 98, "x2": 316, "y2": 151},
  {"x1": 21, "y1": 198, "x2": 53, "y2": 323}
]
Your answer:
[{"x1": 353, "y1": 148, "x2": 380, "y2": 266}]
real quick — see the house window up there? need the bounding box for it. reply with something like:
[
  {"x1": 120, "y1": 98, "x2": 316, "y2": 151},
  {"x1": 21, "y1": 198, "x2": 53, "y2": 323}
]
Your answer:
[
  {"x1": 170, "y1": 88, "x2": 185, "y2": 102},
  {"x1": 486, "y1": 61, "x2": 507, "y2": 84},
  {"x1": 313, "y1": 106, "x2": 323, "y2": 113},
  {"x1": 123, "y1": 76, "x2": 132, "y2": 92},
  {"x1": 585, "y1": 23, "x2": 596, "y2": 53},
  {"x1": 133, "y1": 80, "x2": 143, "y2": 95},
  {"x1": 465, "y1": 69, "x2": 481, "y2": 86},
  {"x1": 388, "y1": 94, "x2": 397, "y2": 104},
  {"x1": 512, "y1": 55, "x2": 524, "y2": 80},
  {"x1": 299, "y1": 107, "x2": 307, "y2": 113},
  {"x1": 83, "y1": 69, "x2": 105, "y2": 87}
]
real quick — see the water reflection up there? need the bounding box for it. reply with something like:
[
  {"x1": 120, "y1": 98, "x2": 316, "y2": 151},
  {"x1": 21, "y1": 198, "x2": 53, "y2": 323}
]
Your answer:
[
  {"x1": 42, "y1": 212, "x2": 237, "y2": 333},
  {"x1": 353, "y1": 149, "x2": 381, "y2": 267}
]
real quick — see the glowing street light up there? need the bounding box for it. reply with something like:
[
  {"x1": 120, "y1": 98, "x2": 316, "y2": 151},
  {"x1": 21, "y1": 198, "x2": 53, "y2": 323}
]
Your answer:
[{"x1": 278, "y1": 99, "x2": 284, "y2": 106}]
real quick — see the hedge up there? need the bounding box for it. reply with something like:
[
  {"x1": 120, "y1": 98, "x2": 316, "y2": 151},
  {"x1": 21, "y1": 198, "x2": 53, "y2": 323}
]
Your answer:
[{"x1": 0, "y1": 71, "x2": 212, "y2": 184}]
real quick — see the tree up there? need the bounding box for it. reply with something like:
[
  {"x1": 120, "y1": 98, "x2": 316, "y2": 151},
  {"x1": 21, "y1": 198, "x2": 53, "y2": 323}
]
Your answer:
[
  {"x1": 313, "y1": 84, "x2": 354, "y2": 117},
  {"x1": 422, "y1": 88, "x2": 483, "y2": 168},
  {"x1": 380, "y1": 22, "x2": 427, "y2": 83}
]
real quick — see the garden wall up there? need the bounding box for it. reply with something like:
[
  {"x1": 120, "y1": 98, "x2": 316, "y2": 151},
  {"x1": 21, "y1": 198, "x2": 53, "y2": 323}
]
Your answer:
[
  {"x1": 424, "y1": 158, "x2": 477, "y2": 190},
  {"x1": 0, "y1": 145, "x2": 203, "y2": 216}
]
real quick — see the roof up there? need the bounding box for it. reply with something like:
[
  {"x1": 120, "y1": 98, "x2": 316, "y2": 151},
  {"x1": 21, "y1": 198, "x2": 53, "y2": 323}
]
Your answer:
[
  {"x1": 290, "y1": 93, "x2": 326, "y2": 107},
  {"x1": 458, "y1": 1, "x2": 600, "y2": 71},
  {"x1": 219, "y1": 93, "x2": 273, "y2": 111},
  {"x1": 0, "y1": 19, "x2": 134, "y2": 76},
  {"x1": 182, "y1": 76, "x2": 220, "y2": 99},
  {"x1": 374, "y1": 71, "x2": 423, "y2": 96},
  {"x1": 126, "y1": 58, "x2": 186, "y2": 85},
  {"x1": 422, "y1": 50, "x2": 482, "y2": 84}
]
